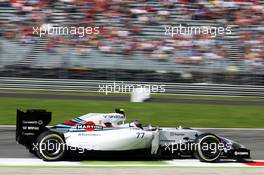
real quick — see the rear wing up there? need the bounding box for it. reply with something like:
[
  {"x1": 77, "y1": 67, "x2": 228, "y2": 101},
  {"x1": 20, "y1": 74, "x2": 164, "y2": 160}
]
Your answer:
[{"x1": 16, "y1": 109, "x2": 51, "y2": 149}]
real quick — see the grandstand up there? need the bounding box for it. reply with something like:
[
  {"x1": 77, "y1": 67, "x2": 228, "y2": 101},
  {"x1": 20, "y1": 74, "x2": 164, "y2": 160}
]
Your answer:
[{"x1": 0, "y1": 0, "x2": 263, "y2": 84}]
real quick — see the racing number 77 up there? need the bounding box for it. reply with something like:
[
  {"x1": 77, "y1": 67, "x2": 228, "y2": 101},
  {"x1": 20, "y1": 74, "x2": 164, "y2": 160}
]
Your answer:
[{"x1": 136, "y1": 132, "x2": 145, "y2": 138}]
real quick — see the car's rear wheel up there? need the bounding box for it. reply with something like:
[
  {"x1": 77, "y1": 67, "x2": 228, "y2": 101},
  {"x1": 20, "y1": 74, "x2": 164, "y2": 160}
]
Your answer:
[
  {"x1": 35, "y1": 131, "x2": 65, "y2": 161},
  {"x1": 194, "y1": 133, "x2": 222, "y2": 162}
]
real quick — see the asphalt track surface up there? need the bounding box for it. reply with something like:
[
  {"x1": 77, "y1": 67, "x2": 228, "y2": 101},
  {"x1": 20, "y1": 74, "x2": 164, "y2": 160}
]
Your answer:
[
  {"x1": 0, "y1": 127, "x2": 263, "y2": 159},
  {"x1": 0, "y1": 167, "x2": 263, "y2": 175},
  {"x1": 0, "y1": 92, "x2": 264, "y2": 106}
]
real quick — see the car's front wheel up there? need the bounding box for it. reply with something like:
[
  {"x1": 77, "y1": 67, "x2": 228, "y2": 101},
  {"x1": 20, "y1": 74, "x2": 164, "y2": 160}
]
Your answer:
[
  {"x1": 35, "y1": 131, "x2": 65, "y2": 161},
  {"x1": 194, "y1": 133, "x2": 222, "y2": 162}
]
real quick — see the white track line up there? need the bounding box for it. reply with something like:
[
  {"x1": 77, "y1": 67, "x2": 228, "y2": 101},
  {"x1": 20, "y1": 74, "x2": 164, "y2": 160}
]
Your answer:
[
  {"x1": 166, "y1": 159, "x2": 247, "y2": 167},
  {"x1": 0, "y1": 125, "x2": 17, "y2": 128},
  {"x1": 0, "y1": 158, "x2": 263, "y2": 167}
]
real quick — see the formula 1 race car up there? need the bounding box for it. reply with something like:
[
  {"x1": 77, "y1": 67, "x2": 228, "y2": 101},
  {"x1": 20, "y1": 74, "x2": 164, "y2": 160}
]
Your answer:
[{"x1": 16, "y1": 109, "x2": 250, "y2": 162}]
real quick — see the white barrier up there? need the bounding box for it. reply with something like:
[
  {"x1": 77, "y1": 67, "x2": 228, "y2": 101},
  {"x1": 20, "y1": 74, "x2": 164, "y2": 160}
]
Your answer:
[
  {"x1": 0, "y1": 77, "x2": 263, "y2": 97},
  {"x1": 130, "y1": 88, "x2": 151, "y2": 102}
]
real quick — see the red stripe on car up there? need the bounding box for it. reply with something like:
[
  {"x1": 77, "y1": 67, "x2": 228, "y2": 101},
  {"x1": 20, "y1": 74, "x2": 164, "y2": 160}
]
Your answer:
[{"x1": 64, "y1": 121, "x2": 77, "y2": 126}]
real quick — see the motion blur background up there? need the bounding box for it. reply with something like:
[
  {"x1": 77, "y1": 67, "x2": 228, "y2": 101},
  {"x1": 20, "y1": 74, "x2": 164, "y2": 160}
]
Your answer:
[
  {"x1": 0, "y1": 0, "x2": 263, "y2": 85},
  {"x1": 0, "y1": 2, "x2": 264, "y2": 163}
]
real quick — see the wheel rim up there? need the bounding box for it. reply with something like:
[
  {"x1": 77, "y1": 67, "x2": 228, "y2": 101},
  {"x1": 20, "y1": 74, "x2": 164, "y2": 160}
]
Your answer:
[
  {"x1": 39, "y1": 134, "x2": 65, "y2": 160},
  {"x1": 197, "y1": 135, "x2": 222, "y2": 162}
]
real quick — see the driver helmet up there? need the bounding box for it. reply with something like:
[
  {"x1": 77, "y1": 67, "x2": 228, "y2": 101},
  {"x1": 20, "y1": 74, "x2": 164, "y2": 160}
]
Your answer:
[{"x1": 129, "y1": 120, "x2": 143, "y2": 129}]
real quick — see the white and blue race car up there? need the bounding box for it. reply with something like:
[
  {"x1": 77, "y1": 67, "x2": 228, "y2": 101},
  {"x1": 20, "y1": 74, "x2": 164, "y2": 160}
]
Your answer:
[{"x1": 16, "y1": 109, "x2": 250, "y2": 162}]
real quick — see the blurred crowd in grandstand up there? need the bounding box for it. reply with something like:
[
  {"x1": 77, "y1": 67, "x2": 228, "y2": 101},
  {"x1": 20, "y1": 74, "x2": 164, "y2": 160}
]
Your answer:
[{"x1": 0, "y1": 0, "x2": 263, "y2": 69}]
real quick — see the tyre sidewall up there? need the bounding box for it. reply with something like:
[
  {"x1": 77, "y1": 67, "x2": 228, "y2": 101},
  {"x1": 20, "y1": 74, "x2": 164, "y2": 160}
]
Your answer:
[
  {"x1": 35, "y1": 131, "x2": 65, "y2": 161},
  {"x1": 194, "y1": 133, "x2": 222, "y2": 162}
]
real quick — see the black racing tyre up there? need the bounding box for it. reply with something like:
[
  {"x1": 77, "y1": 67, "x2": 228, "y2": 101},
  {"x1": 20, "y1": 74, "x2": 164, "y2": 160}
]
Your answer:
[
  {"x1": 35, "y1": 131, "x2": 65, "y2": 161},
  {"x1": 194, "y1": 133, "x2": 222, "y2": 162}
]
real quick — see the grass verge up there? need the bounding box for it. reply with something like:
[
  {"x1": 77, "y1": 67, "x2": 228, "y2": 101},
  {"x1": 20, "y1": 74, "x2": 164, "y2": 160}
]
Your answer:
[{"x1": 0, "y1": 97, "x2": 263, "y2": 128}]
